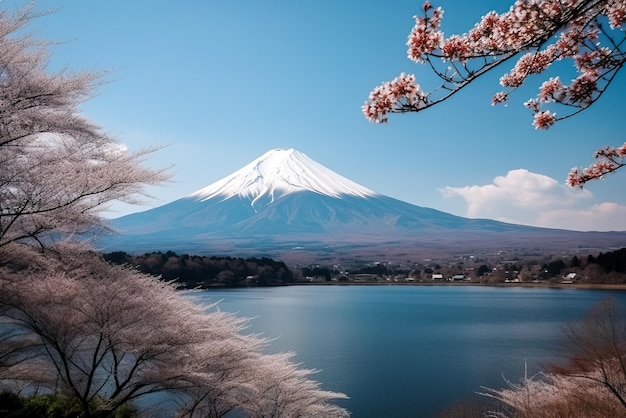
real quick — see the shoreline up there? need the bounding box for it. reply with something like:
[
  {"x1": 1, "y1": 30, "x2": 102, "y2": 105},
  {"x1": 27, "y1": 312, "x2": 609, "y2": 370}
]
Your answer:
[
  {"x1": 293, "y1": 281, "x2": 626, "y2": 290},
  {"x1": 196, "y1": 281, "x2": 626, "y2": 291}
]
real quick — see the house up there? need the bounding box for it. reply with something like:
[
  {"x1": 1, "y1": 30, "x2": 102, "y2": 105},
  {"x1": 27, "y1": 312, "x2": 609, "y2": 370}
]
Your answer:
[
  {"x1": 562, "y1": 272, "x2": 577, "y2": 284},
  {"x1": 354, "y1": 274, "x2": 378, "y2": 282},
  {"x1": 431, "y1": 273, "x2": 444, "y2": 280},
  {"x1": 305, "y1": 276, "x2": 327, "y2": 283},
  {"x1": 449, "y1": 274, "x2": 469, "y2": 281},
  {"x1": 336, "y1": 274, "x2": 350, "y2": 282}
]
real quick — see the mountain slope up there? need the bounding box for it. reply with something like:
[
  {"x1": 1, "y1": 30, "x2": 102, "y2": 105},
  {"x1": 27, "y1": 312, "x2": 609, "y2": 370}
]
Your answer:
[
  {"x1": 101, "y1": 148, "x2": 626, "y2": 261},
  {"x1": 190, "y1": 148, "x2": 376, "y2": 203}
]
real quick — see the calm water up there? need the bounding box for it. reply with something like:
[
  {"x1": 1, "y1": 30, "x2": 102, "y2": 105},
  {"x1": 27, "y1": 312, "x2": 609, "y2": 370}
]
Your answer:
[{"x1": 193, "y1": 285, "x2": 626, "y2": 418}]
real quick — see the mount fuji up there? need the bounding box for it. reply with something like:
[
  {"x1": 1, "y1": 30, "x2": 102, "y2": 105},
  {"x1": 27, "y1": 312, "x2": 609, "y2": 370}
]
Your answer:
[{"x1": 101, "y1": 148, "x2": 626, "y2": 262}]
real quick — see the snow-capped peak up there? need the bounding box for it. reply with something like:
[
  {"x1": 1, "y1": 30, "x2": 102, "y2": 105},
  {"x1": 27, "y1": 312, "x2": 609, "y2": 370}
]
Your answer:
[{"x1": 189, "y1": 148, "x2": 378, "y2": 205}]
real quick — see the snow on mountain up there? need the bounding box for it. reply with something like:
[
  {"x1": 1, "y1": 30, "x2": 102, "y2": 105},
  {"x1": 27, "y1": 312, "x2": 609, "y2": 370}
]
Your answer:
[
  {"x1": 189, "y1": 148, "x2": 377, "y2": 206},
  {"x1": 101, "y1": 148, "x2": 626, "y2": 262}
]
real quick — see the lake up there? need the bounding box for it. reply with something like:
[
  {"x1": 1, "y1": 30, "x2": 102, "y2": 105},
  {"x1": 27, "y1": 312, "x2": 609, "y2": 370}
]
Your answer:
[{"x1": 193, "y1": 285, "x2": 626, "y2": 418}]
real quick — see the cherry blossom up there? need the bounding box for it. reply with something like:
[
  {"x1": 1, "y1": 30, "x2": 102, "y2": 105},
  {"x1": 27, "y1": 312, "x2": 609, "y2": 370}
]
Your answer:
[
  {"x1": 363, "y1": 0, "x2": 626, "y2": 187},
  {"x1": 538, "y1": 76, "x2": 564, "y2": 102},
  {"x1": 567, "y1": 142, "x2": 626, "y2": 187},
  {"x1": 532, "y1": 110, "x2": 557, "y2": 129},
  {"x1": 362, "y1": 73, "x2": 427, "y2": 123},
  {"x1": 491, "y1": 91, "x2": 508, "y2": 105},
  {"x1": 0, "y1": 6, "x2": 350, "y2": 417},
  {"x1": 482, "y1": 300, "x2": 626, "y2": 416},
  {"x1": 608, "y1": 0, "x2": 626, "y2": 28},
  {"x1": 364, "y1": 0, "x2": 625, "y2": 123},
  {"x1": 0, "y1": 6, "x2": 168, "y2": 251},
  {"x1": 442, "y1": 35, "x2": 471, "y2": 61},
  {"x1": 406, "y1": 6, "x2": 444, "y2": 63},
  {"x1": 567, "y1": 70, "x2": 599, "y2": 105},
  {"x1": 0, "y1": 250, "x2": 350, "y2": 417},
  {"x1": 524, "y1": 98, "x2": 541, "y2": 112}
]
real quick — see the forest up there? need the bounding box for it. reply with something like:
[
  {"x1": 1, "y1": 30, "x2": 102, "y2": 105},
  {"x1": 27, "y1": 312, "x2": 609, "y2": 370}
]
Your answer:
[{"x1": 103, "y1": 251, "x2": 296, "y2": 287}]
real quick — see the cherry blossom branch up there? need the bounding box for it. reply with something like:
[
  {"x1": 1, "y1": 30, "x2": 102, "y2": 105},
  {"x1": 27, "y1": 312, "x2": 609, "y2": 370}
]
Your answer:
[
  {"x1": 363, "y1": 1, "x2": 626, "y2": 126},
  {"x1": 363, "y1": 0, "x2": 626, "y2": 187},
  {"x1": 567, "y1": 142, "x2": 626, "y2": 186}
]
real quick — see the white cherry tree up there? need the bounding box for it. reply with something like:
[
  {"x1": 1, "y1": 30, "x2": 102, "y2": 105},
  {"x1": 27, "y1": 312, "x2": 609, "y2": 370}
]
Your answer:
[{"x1": 0, "y1": 5, "x2": 349, "y2": 417}]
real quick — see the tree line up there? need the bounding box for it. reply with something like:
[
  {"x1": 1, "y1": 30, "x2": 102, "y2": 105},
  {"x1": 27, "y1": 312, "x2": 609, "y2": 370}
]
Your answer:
[
  {"x1": 533, "y1": 248, "x2": 626, "y2": 284},
  {"x1": 104, "y1": 251, "x2": 295, "y2": 287}
]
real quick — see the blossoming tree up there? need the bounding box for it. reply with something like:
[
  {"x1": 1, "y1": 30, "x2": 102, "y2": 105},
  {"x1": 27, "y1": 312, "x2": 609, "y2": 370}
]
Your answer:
[
  {"x1": 0, "y1": 5, "x2": 349, "y2": 417},
  {"x1": 0, "y1": 253, "x2": 349, "y2": 418},
  {"x1": 481, "y1": 299, "x2": 626, "y2": 417},
  {"x1": 362, "y1": 0, "x2": 626, "y2": 187},
  {"x1": 0, "y1": 6, "x2": 167, "y2": 251}
]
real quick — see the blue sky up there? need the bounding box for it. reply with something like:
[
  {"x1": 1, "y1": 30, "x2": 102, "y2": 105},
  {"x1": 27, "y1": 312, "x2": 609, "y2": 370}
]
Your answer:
[{"x1": 12, "y1": 0, "x2": 626, "y2": 231}]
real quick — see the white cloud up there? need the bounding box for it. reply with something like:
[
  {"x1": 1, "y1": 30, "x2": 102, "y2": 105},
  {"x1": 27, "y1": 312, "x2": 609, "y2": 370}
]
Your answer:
[
  {"x1": 439, "y1": 169, "x2": 626, "y2": 232},
  {"x1": 536, "y1": 203, "x2": 626, "y2": 232}
]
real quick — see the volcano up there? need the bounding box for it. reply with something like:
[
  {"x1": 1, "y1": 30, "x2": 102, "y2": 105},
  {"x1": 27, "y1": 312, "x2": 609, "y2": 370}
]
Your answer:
[{"x1": 100, "y1": 148, "x2": 626, "y2": 262}]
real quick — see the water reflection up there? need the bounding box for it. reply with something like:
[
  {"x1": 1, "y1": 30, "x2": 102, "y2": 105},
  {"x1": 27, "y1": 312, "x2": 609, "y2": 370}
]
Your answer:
[{"x1": 195, "y1": 285, "x2": 626, "y2": 417}]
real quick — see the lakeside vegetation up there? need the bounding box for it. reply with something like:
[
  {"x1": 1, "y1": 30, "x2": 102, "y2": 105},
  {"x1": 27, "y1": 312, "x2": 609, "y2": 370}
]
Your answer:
[
  {"x1": 104, "y1": 251, "x2": 296, "y2": 287},
  {"x1": 103, "y1": 247, "x2": 626, "y2": 288}
]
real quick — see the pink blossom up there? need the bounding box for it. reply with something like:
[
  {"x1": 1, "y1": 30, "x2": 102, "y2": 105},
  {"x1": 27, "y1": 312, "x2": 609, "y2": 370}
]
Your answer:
[
  {"x1": 467, "y1": 0, "x2": 572, "y2": 52},
  {"x1": 362, "y1": 87, "x2": 393, "y2": 123},
  {"x1": 468, "y1": 11, "x2": 500, "y2": 49},
  {"x1": 567, "y1": 168, "x2": 584, "y2": 187},
  {"x1": 363, "y1": 73, "x2": 426, "y2": 123},
  {"x1": 567, "y1": 71, "x2": 598, "y2": 105},
  {"x1": 365, "y1": 0, "x2": 626, "y2": 136},
  {"x1": 574, "y1": 48, "x2": 612, "y2": 71},
  {"x1": 593, "y1": 142, "x2": 626, "y2": 160},
  {"x1": 595, "y1": 145, "x2": 620, "y2": 158},
  {"x1": 524, "y1": 98, "x2": 541, "y2": 112},
  {"x1": 363, "y1": 0, "x2": 626, "y2": 186},
  {"x1": 567, "y1": 142, "x2": 626, "y2": 187},
  {"x1": 606, "y1": 0, "x2": 626, "y2": 28},
  {"x1": 501, "y1": 49, "x2": 558, "y2": 88},
  {"x1": 583, "y1": 160, "x2": 619, "y2": 178},
  {"x1": 556, "y1": 29, "x2": 584, "y2": 57},
  {"x1": 491, "y1": 91, "x2": 508, "y2": 106},
  {"x1": 540, "y1": 0, "x2": 565, "y2": 19},
  {"x1": 428, "y1": 5, "x2": 443, "y2": 27},
  {"x1": 500, "y1": 70, "x2": 526, "y2": 88},
  {"x1": 532, "y1": 110, "x2": 556, "y2": 129},
  {"x1": 406, "y1": 26, "x2": 444, "y2": 63},
  {"x1": 538, "y1": 77, "x2": 564, "y2": 102},
  {"x1": 406, "y1": 7, "x2": 444, "y2": 63},
  {"x1": 442, "y1": 35, "x2": 471, "y2": 61},
  {"x1": 529, "y1": 49, "x2": 558, "y2": 73}
]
